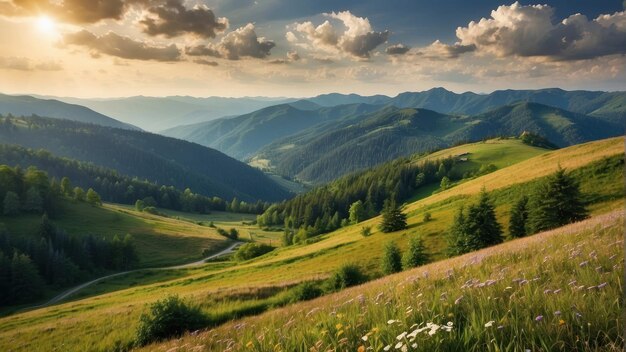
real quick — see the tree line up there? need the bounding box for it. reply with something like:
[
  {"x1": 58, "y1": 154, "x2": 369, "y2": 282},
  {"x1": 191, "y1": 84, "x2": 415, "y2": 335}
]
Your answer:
[
  {"x1": 258, "y1": 156, "x2": 459, "y2": 245},
  {"x1": 0, "y1": 144, "x2": 270, "y2": 214},
  {"x1": 447, "y1": 167, "x2": 588, "y2": 255},
  {"x1": 0, "y1": 215, "x2": 138, "y2": 306}
]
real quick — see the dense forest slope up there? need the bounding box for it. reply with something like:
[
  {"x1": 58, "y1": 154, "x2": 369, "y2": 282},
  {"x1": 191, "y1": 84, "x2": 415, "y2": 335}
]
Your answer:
[
  {"x1": 0, "y1": 116, "x2": 291, "y2": 202},
  {"x1": 260, "y1": 102, "x2": 620, "y2": 183},
  {"x1": 0, "y1": 94, "x2": 137, "y2": 130}
]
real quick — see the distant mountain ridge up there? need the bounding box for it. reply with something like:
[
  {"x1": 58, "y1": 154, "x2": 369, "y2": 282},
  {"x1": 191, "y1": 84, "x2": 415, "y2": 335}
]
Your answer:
[
  {"x1": 0, "y1": 93, "x2": 138, "y2": 130},
  {"x1": 47, "y1": 95, "x2": 297, "y2": 131}
]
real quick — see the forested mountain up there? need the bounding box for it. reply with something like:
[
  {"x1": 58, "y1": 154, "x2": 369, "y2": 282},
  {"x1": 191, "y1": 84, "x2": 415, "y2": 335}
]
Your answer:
[
  {"x1": 0, "y1": 116, "x2": 291, "y2": 202},
  {"x1": 50, "y1": 95, "x2": 296, "y2": 132},
  {"x1": 0, "y1": 144, "x2": 269, "y2": 214},
  {"x1": 0, "y1": 94, "x2": 137, "y2": 130},
  {"x1": 259, "y1": 103, "x2": 621, "y2": 183},
  {"x1": 306, "y1": 87, "x2": 626, "y2": 122},
  {"x1": 161, "y1": 103, "x2": 383, "y2": 159}
]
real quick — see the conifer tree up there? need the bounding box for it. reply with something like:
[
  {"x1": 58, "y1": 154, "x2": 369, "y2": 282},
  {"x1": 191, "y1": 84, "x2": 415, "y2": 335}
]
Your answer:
[
  {"x1": 527, "y1": 167, "x2": 588, "y2": 234},
  {"x1": 447, "y1": 206, "x2": 469, "y2": 256},
  {"x1": 403, "y1": 236, "x2": 429, "y2": 269},
  {"x1": 86, "y1": 188, "x2": 102, "y2": 206},
  {"x1": 3, "y1": 191, "x2": 19, "y2": 216},
  {"x1": 381, "y1": 241, "x2": 402, "y2": 275},
  {"x1": 379, "y1": 198, "x2": 407, "y2": 233},
  {"x1": 465, "y1": 188, "x2": 502, "y2": 249},
  {"x1": 508, "y1": 196, "x2": 529, "y2": 238}
]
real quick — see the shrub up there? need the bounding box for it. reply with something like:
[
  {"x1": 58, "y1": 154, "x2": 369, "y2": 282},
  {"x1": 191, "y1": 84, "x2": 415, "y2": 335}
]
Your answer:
[
  {"x1": 135, "y1": 295, "x2": 207, "y2": 346},
  {"x1": 234, "y1": 243, "x2": 274, "y2": 261},
  {"x1": 423, "y1": 212, "x2": 432, "y2": 222},
  {"x1": 326, "y1": 264, "x2": 366, "y2": 291},
  {"x1": 360, "y1": 226, "x2": 372, "y2": 237},
  {"x1": 289, "y1": 281, "x2": 323, "y2": 303},
  {"x1": 381, "y1": 241, "x2": 402, "y2": 275}
]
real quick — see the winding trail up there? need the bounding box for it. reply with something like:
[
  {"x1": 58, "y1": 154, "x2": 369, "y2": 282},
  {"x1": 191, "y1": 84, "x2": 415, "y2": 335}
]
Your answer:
[{"x1": 33, "y1": 241, "x2": 241, "y2": 309}]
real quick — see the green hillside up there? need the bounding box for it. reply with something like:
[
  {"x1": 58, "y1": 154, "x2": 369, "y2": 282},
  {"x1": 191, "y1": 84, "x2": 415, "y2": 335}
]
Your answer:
[
  {"x1": 262, "y1": 103, "x2": 619, "y2": 183},
  {"x1": 162, "y1": 103, "x2": 383, "y2": 160},
  {"x1": 0, "y1": 137, "x2": 621, "y2": 352},
  {"x1": 0, "y1": 115, "x2": 291, "y2": 202}
]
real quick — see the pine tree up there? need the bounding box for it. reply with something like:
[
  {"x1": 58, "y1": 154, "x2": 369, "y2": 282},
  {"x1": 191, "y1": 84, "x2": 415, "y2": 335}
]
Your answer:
[
  {"x1": 527, "y1": 168, "x2": 588, "y2": 234},
  {"x1": 508, "y1": 196, "x2": 529, "y2": 238},
  {"x1": 378, "y1": 198, "x2": 407, "y2": 233},
  {"x1": 3, "y1": 191, "x2": 20, "y2": 216},
  {"x1": 23, "y1": 187, "x2": 43, "y2": 213},
  {"x1": 447, "y1": 206, "x2": 469, "y2": 256},
  {"x1": 10, "y1": 253, "x2": 44, "y2": 303},
  {"x1": 465, "y1": 189, "x2": 502, "y2": 250},
  {"x1": 403, "y1": 236, "x2": 429, "y2": 269},
  {"x1": 440, "y1": 176, "x2": 451, "y2": 191},
  {"x1": 60, "y1": 177, "x2": 72, "y2": 196},
  {"x1": 381, "y1": 241, "x2": 402, "y2": 275}
]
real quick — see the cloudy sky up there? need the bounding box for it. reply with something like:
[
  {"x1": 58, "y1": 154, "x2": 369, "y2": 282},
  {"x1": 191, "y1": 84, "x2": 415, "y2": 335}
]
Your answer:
[{"x1": 0, "y1": 0, "x2": 625, "y2": 98}]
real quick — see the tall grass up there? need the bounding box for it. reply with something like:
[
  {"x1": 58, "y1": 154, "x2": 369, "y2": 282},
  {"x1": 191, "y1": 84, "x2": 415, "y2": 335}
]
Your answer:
[{"x1": 144, "y1": 211, "x2": 623, "y2": 351}]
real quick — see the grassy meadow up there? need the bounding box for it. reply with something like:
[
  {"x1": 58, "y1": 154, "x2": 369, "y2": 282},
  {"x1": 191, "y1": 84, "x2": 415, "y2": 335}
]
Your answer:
[{"x1": 0, "y1": 137, "x2": 622, "y2": 351}]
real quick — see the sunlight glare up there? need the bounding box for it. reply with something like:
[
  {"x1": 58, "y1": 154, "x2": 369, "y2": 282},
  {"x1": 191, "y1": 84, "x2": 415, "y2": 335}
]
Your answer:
[{"x1": 36, "y1": 15, "x2": 56, "y2": 34}]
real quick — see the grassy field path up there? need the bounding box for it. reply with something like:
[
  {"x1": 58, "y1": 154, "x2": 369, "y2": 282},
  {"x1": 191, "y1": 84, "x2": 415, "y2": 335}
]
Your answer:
[{"x1": 30, "y1": 241, "x2": 242, "y2": 309}]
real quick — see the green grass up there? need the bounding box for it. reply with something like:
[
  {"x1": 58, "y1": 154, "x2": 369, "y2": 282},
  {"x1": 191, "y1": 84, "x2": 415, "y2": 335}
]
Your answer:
[
  {"x1": 146, "y1": 211, "x2": 623, "y2": 351},
  {"x1": 0, "y1": 137, "x2": 621, "y2": 352},
  {"x1": 0, "y1": 202, "x2": 229, "y2": 267}
]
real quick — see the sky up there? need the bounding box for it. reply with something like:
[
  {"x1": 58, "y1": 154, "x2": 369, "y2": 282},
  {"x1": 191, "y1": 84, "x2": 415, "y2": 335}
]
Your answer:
[{"x1": 0, "y1": 0, "x2": 624, "y2": 98}]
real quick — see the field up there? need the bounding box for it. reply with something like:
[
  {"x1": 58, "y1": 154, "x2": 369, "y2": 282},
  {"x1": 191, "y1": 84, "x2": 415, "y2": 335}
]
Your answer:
[
  {"x1": 145, "y1": 210, "x2": 624, "y2": 351},
  {"x1": 0, "y1": 137, "x2": 622, "y2": 351},
  {"x1": 0, "y1": 202, "x2": 230, "y2": 267}
]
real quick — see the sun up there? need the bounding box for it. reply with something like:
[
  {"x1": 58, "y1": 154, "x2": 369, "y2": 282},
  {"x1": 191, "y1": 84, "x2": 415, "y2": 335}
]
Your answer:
[{"x1": 36, "y1": 15, "x2": 56, "y2": 34}]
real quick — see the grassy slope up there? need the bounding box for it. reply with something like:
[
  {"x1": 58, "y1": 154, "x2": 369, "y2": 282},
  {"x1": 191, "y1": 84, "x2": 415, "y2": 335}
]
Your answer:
[
  {"x1": 0, "y1": 202, "x2": 229, "y2": 268},
  {"x1": 0, "y1": 137, "x2": 621, "y2": 351},
  {"x1": 147, "y1": 210, "x2": 624, "y2": 351}
]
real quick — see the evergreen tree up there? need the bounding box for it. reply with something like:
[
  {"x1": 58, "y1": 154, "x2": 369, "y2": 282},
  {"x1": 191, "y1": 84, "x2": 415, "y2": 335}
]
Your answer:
[
  {"x1": 122, "y1": 234, "x2": 139, "y2": 269},
  {"x1": 86, "y1": 188, "x2": 102, "y2": 206},
  {"x1": 464, "y1": 189, "x2": 502, "y2": 250},
  {"x1": 447, "y1": 206, "x2": 469, "y2": 256},
  {"x1": 440, "y1": 176, "x2": 451, "y2": 191},
  {"x1": 135, "y1": 199, "x2": 145, "y2": 211},
  {"x1": 508, "y1": 196, "x2": 529, "y2": 238},
  {"x1": 0, "y1": 252, "x2": 11, "y2": 304},
  {"x1": 402, "y1": 236, "x2": 429, "y2": 269},
  {"x1": 10, "y1": 253, "x2": 44, "y2": 303},
  {"x1": 23, "y1": 187, "x2": 43, "y2": 213},
  {"x1": 3, "y1": 191, "x2": 20, "y2": 216},
  {"x1": 348, "y1": 200, "x2": 367, "y2": 224},
  {"x1": 378, "y1": 198, "x2": 407, "y2": 233},
  {"x1": 381, "y1": 241, "x2": 402, "y2": 275},
  {"x1": 527, "y1": 168, "x2": 588, "y2": 234}
]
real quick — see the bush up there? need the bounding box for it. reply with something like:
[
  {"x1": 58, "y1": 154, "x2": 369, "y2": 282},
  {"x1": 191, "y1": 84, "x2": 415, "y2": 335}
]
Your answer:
[
  {"x1": 289, "y1": 281, "x2": 323, "y2": 303},
  {"x1": 360, "y1": 226, "x2": 372, "y2": 237},
  {"x1": 423, "y1": 212, "x2": 432, "y2": 222},
  {"x1": 326, "y1": 264, "x2": 366, "y2": 291},
  {"x1": 381, "y1": 241, "x2": 402, "y2": 275},
  {"x1": 234, "y1": 243, "x2": 274, "y2": 261},
  {"x1": 135, "y1": 295, "x2": 207, "y2": 346}
]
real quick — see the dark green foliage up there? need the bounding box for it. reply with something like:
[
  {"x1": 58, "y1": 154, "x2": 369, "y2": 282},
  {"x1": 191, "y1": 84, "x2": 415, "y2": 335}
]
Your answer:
[
  {"x1": 326, "y1": 264, "x2": 366, "y2": 291},
  {"x1": 527, "y1": 168, "x2": 588, "y2": 234},
  {"x1": 288, "y1": 281, "x2": 323, "y2": 303},
  {"x1": 234, "y1": 243, "x2": 273, "y2": 261},
  {"x1": 465, "y1": 189, "x2": 503, "y2": 249},
  {"x1": 23, "y1": 187, "x2": 43, "y2": 213},
  {"x1": 60, "y1": 177, "x2": 72, "y2": 196},
  {"x1": 508, "y1": 196, "x2": 529, "y2": 238},
  {"x1": 423, "y1": 212, "x2": 432, "y2": 222},
  {"x1": 520, "y1": 131, "x2": 558, "y2": 149},
  {"x1": 9, "y1": 252, "x2": 45, "y2": 304},
  {"x1": 448, "y1": 190, "x2": 503, "y2": 256},
  {"x1": 360, "y1": 226, "x2": 372, "y2": 237},
  {"x1": 381, "y1": 242, "x2": 402, "y2": 275},
  {"x1": 402, "y1": 236, "x2": 429, "y2": 269},
  {"x1": 440, "y1": 176, "x2": 451, "y2": 190},
  {"x1": 3, "y1": 191, "x2": 19, "y2": 215},
  {"x1": 73, "y1": 187, "x2": 85, "y2": 201},
  {"x1": 379, "y1": 198, "x2": 407, "y2": 233},
  {"x1": 257, "y1": 157, "x2": 453, "y2": 243},
  {"x1": 0, "y1": 115, "x2": 290, "y2": 203},
  {"x1": 135, "y1": 295, "x2": 207, "y2": 346}
]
